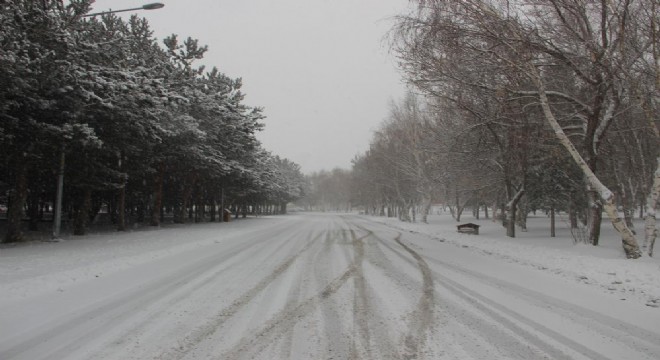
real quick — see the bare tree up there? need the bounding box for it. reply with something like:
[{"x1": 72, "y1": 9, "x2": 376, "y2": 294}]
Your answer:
[{"x1": 394, "y1": 0, "x2": 656, "y2": 257}]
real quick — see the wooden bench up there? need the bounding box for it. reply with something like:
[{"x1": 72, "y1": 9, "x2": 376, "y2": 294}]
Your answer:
[{"x1": 457, "y1": 223, "x2": 480, "y2": 235}]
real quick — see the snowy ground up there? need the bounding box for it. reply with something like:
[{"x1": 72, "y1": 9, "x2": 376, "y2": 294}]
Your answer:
[
  {"x1": 0, "y1": 213, "x2": 659, "y2": 359},
  {"x1": 367, "y1": 212, "x2": 660, "y2": 309}
]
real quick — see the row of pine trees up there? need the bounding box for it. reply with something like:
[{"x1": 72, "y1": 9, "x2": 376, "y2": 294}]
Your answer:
[{"x1": 1, "y1": 1, "x2": 305, "y2": 242}]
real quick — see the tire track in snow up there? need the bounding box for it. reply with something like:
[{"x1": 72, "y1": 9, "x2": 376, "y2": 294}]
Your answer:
[
  {"x1": 349, "y1": 228, "x2": 373, "y2": 359},
  {"x1": 341, "y1": 224, "x2": 409, "y2": 360},
  {"x1": 313, "y1": 226, "x2": 355, "y2": 359},
  {"x1": 431, "y1": 267, "x2": 604, "y2": 360},
  {"x1": 104, "y1": 223, "x2": 305, "y2": 357},
  {"x1": 313, "y1": 227, "x2": 351, "y2": 359},
  {"x1": 156, "y1": 230, "x2": 325, "y2": 360},
  {"x1": 360, "y1": 229, "x2": 564, "y2": 360},
  {"x1": 424, "y1": 255, "x2": 660, "y2": 360},
  {"x1": 1, "y1": 223, "x2": 297, "y2": 360},
  {"x1": 276, "y1": 225, "x2": 339, "y2": 359},
  {"x1": 355, "y1": 221, "x2": 564, "y2": 359},
  {"x1": 393, "y1": 233, "x2": 435, "y2": 360},
  {"x1": 219, "y1": 228, "x2": 375, "y2": 359},
  {"x1": 218, "y1": 264, "x2": 357, "y2": 359},
  {"x1": 355, "y1": 217, "x2": 660, "y2": 359},
  {"x1": 359, "y1": 224, "x2": 575, "y2": 359},
  {"x1": 349, "y1": 220, "x2": 435, "y2": 359}
]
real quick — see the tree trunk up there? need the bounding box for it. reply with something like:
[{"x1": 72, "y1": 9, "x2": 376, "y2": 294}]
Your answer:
[
  {"x1": 492, "y1": 200, "x2": 499, "y2": 222},
  {"x1": 210, "y1": 199, "x2": 217, "y2": 222},
  {"x1": 220, "y1": 188, "x2": 226, "y2": 221},
  {"x1": 136, "y1": 195, "x2": 146, "y2": 224},
  {"x1": 411, "y1": 204, "x2": 416, "y2": 223},
  {"x1": 195, "y1": 190, "x2": 204, "y2": 223},
  {"x1": 27, "y1": 185, "x2": 40, "y2": 231},
  {"x1": 420, "y1": 194, "x2": 432, "y2": 224},
  {"x1": 4, "y1": 160, "x2": 28, "y2": 243},
  {"x1": 89, "y1": 197, "x2": 102, "y2": 225},
  {"x1": 455, "y1": 206, "x2": 463, "y2": 222},
  {"x1": 506, "y1": 187, "x2": 525, "y2": 238},
  {"x1": 500, "y1": 202, "x2": 507, "y2": 227},
  {"x1": 533, "y1": 73, "x2": 641, "y2": 258},
  {"x1": 506, "y1": 206, "x2": 516, "y2": 238},
  {"x1": 586, "y1": 189, "x2": 602, "y2": 246},
  {"x1": 73, "y1": 188, "x2": 92, "y2": 236},
  {"x1": 51, "y1": 148, "x2": 66, "y2": 238},
  {"x1": 620, "y1": 183, "x2": 636, "y2": 235},
  {"x1": 569, "y1": 197, "x2": 579, "y2": 230},
  {"x1": 117, "y1": 176, "x2": 126, "y2": 231},
  {"x1": 550, "y1": 204, "x2": 556, "y2": 237},
  {"x1": 453, "y1": 191, "x2": 461, "y2": 221},
  {"x1": 643, "y1": 158, "x2": 660, "y2": 256},
  {"x1": 150, "y1": 163, "x2": 164, "y2": 226},
  {"x1": 516, "y1": 198, "x2": 528, "y2": 232},
  {"x1": 175, "y1": 173, "x2": 197, "y2": 224}
]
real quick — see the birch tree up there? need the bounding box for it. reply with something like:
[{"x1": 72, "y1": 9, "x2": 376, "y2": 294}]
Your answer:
[
  {"x1": 387, "y1": 94, "x2": 441, "y2": 222},
  {"x1": 396, "y1": 0, "x2": 653, "y2": 258},
  {"x1": 635, "y1": 0, "x2": 660, "y2": 256}
]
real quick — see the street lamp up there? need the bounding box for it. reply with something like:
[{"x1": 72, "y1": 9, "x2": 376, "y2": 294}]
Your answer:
[
  {"x1": 83, "y1": 2, "x2": 165, "y2": 17},
  {"x1": 51, "y1": 2, "x2": 165, "y2": 240}
]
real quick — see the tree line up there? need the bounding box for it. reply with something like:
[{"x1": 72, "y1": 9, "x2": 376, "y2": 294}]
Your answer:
[
  {"x1": 304, "y1": 0, "x2": 658, "y2": 259},
  {"x1": 0, "y1": 0, "x2": 305, "y2": 242},
  {"x1": 296, "y1": 168, "x2": 352, "y2": 212}
]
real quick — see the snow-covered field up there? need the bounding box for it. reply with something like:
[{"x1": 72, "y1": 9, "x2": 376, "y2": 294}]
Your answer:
[
  {"x1": 1, "y1": 213, "x2": 659, "y2": 359},
  {"x1": 367, "y1": 212, "x2": 660, "y2": 309}
]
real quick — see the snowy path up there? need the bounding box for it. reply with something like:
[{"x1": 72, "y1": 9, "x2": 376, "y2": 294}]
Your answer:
[{"x1": 1, "y1": 214, "x2": 659, "y2": 359}]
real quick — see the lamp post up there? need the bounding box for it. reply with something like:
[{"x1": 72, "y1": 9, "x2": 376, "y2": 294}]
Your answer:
[
  {"x1": 51, "y1": 2, "x2": 165, "y2": 240},
  {"x1": 83, "y1": 2, "x2": 164, "y2": 17}
]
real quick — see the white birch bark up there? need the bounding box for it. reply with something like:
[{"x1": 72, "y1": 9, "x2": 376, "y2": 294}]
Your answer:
[
  {"x1": 531, "y1": 69, "x2": 642, "y2": 259},
  {"x1": 420, "y1": 192, "x2": 432, "y2": 224},
  {"x1": 643, "y1": 158, "x2": 660, "y2": 256}
]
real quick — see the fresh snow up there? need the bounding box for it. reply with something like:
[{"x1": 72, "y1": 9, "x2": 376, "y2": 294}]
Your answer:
[
  {"x1": 368, "y1": 212, "x2": 660, "y2": 308},
  {"x1": 0, "y1": 213, "x2": 659, "y2": 359}
]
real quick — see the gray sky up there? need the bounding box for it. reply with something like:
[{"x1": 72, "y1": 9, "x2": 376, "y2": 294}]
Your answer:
[{"x1": 91, "y1": 0, "x2": 410, "y2": 174}]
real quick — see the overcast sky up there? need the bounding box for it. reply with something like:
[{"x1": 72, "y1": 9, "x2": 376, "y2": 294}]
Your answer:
[{"x1": 91, "y1": 0, "x2": 410, "y2": 174}]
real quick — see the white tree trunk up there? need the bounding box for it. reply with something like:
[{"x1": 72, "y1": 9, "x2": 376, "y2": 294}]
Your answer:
[
  {"x1": 643, "y1": 157, "x2": 660, "y2": 256},
  {"x1": 532, "y1": 71, "x2": 641, "y2": 258},
  {"x1": 420, "y1": 194, "x2": 432, "y2": 224}
]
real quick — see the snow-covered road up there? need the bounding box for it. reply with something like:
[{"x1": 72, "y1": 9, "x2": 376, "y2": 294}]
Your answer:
[{"x1": 1, "y1": 214, "x2": 659, "y2": 359}]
